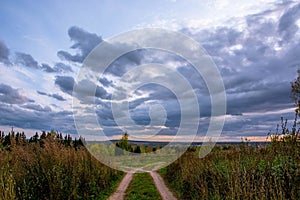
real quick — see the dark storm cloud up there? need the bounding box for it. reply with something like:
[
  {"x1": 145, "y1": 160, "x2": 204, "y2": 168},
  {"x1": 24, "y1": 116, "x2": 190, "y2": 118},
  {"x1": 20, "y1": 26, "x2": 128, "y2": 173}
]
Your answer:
[
  {"x1": 0, "y1": 103, "x2": 75, "y2": 133},
  {"x1": 37, "y1": 90, "x2": 66, "y2": 101},
  {"x1": 76, "y1": 79, "x2": 111, "y2": 99},
  {"x1": 57, "y1": 26, "x2": 103, "y2": 63},
  {"x1": 0, "y1": 83, "x2": 33, "y2": 104},
  {"x1": 54, "y1": 76, "x2": 110, "y2": 101},
  {"x1": 54, "y1": 62, "x2": 73, "y2": 73},
  {"x1": 15, "y1": 52, "x2": 39, "y2": 69},
  {"x1": 14, "y1": 51, "x2": 72, "y2": 73},
  {"x1": 57, "y1": 27, "x2": 145, "y2": 77},
  {"x1": 105, "y1": 49, "x2": 145, "y2": 77},
  {"x1": 0, "y1": 40, "x2": 10, "y2": 64},
  {"x1": 54, "y1": 76, "x2": 75, "y2": 95},
  {"x1": 0, "y1": 84, "x2": 73, "y2": 131},
  {"x1": 41, "y1": 63, "x2": 56, "y2": 73},
  {"x1": 41, "y1": 63, "x2": 73, "y2": 73}
]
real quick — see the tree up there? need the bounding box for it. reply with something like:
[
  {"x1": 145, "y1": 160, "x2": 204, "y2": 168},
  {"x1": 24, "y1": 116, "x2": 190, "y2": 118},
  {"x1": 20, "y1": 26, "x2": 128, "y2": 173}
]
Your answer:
[
  {"x1": 29, "y1": 132, "x2": 39, "y2": 143},
  {"x1": 291, "y1": 70, "x2": 300, "y2": 116},
  {"x1": 269, "y1": 70, "x2": 300, "y2": 142},
  {"x1": 134, "y1": 145, "x2": 141, "y2": 153},
  {"x1": 115, "y1": 132, "x2": 131, "y2": 155},
  {"x1": 118, "y1": 132, "x2": 130, "y2": 151}
]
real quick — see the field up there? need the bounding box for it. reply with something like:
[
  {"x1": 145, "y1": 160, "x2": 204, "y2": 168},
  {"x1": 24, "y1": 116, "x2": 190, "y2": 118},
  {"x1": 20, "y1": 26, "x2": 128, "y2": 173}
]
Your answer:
[
  {"x1": 0, "y1": 130, "x2": 299, "y2": 199},
  {"x1": 0, "y1": 131, "x2": 123, "y2": 200},
  {"x1": 159, "y1": 135, "x2": 300, "y2": 199}
]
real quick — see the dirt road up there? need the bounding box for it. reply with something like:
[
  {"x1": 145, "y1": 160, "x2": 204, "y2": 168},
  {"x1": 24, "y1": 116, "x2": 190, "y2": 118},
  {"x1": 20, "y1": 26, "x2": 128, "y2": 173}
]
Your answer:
[
  {"x1": 108, "y1": 162, "x2": 177, "y2": 200},
  {"x1": 150, "y1": 171, "x2": 177, "y2": 200},
  {"x1": 108, "y1": 172, "x2": 133, "y2": 200}
]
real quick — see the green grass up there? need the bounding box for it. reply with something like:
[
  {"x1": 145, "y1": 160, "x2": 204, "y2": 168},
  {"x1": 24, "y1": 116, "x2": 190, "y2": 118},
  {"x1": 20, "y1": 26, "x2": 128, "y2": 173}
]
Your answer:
[{"x1": 125, "y1": 173, "x2": 162, "y2": 200}]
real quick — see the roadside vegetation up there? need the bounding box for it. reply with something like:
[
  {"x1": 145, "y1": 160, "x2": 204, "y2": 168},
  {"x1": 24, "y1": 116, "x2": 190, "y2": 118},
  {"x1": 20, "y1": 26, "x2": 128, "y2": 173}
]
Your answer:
[
  {"x1": 159, "y1": 135, "x2": 299, "y2": 199},
  {"x1": 0, "y1": 131, "x2": 123, "y2": 200}
]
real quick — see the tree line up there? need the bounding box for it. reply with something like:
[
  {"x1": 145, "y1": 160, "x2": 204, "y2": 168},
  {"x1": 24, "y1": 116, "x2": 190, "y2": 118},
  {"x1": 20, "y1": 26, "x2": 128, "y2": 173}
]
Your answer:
[{"x1": 0, "y1": 129, "x2": 85, "y2": 150}]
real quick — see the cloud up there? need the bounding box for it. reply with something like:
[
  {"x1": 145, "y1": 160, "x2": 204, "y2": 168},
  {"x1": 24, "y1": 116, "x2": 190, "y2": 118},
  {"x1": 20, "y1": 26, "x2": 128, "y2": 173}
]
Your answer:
[
  {"x1": 14, "y1": 51, "x2": 72, "y2": 74},
  {"x1": 278, "y1": 3, "x2": 300, "y2": 42},
  {"x1": 54, "y1": 76, "x2": 75, "y2": 95},
  {"x1": 57, "y1": 26, "x2": 103, "y2": 63},
  {"x1": 51, "y1": 93, "x2": 66, "y2": 101},
  {"x1": 0, "y1": 83, "x2": 33, "y2": 104},
  {"x1": 54, "y1": 62, "x2": 73, "y2": 73},
  {"x1": 41, "y1": 63, "x2": 56, "y2": 73},
  {"x1": 84, "y1": 1, "x2": 299, "y2": 139},
  {"x1": 0, "y1": 103, "x2": 75, "y2": 133},
  {"x1": 0, "y1": 40, "x2": 10, "y2": 64},
  {"x1": 99, "y1": 77, "x2": 114, "y2": 87},
  {"x1": 37, "y1": 90, "x2": 66, "y2": 101},
  {"x1": 22, "y1": 103, "x2": 52, "y2": 112},
  {"x1": 1, "y1": 1, "x2": 299, "y2": 140},
  {"x1": 55, "y1": 75, "x2": 110, "y2": 103},
  {"x1": 15, "y1": 52, "x2": 40, "y2": 69}
]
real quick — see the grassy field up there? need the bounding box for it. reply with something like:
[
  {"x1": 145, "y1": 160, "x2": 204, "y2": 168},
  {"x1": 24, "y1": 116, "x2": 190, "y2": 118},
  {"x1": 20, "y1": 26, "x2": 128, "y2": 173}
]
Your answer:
[
  {"x1": 125, "y1": 173, "x2": 162, "y2": 200},
  {"x1": 159, "y1": 135, "x2": 300, "y2": 199}
]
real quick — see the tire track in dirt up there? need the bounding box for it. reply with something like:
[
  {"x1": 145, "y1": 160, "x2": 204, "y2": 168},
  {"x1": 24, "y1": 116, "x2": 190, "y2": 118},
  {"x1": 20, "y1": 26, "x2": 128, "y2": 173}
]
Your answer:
[
  {"x1": 108, "y1": 172, "x2": 133, "y2": 200},
  {"x1": 108, "y1": 162, "x2": 176, "y2": 200},
  {"x1": 150, "y1": 171, "x2": 177, "y2": 200}
]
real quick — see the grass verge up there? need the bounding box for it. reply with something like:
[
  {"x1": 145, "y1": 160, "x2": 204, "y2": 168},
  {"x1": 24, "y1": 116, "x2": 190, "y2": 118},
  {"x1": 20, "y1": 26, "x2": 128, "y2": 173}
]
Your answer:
[{"x1": 125, "y1": 173, "x2": 162, "y2": 200}]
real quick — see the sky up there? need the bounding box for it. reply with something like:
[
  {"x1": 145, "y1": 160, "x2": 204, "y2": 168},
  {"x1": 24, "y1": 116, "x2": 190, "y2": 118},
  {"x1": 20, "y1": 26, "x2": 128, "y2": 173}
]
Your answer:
[{"x1": 0, "y1": 0, "x2": 300, "y2": 142}]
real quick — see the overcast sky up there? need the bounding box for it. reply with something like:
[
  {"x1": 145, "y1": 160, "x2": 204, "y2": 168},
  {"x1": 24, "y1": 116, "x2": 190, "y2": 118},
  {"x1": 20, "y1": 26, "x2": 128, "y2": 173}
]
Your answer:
[{"x1": 0, "y1": 0, "x2": 299, "y2": 142}]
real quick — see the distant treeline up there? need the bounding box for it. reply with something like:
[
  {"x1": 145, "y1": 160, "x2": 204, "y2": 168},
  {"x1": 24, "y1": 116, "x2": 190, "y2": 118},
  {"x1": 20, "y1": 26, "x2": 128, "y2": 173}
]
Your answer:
[{"x1": 0, "y1": 129, "x2": 84, "y2": 150}]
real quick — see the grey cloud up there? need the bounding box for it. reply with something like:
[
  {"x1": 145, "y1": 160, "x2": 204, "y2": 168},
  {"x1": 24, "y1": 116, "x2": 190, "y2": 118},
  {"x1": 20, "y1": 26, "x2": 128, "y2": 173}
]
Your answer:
[
  {"x1": 0, "y1": 103, "x2": 75, "y2": 133},
  {"x1": 76, "y1": 79, "x2": 111, "y2": 100},
  {"x1": 54, "y1": 62, "x2": 73, "y2": 73},
  {"x1": 37, "y1": 90, "x2": 66, "y2": 101},
  {"x1": 55, "y1": 76, "x2": 75, "y2": 95},
  {"x1": 0, "y1": 83, "x2": 33, "y2": 104},
  {"x1": 37, "y1": 91, "x2": 47, "y2": 95},
  {"x1": 15, "y1": 52, "x2": 72, "y2": 74},
  {"x1": 57, "y1": 26, "x2": 103, "y2": 63},
  {"x1": 51, "y1": 93, "x2": 66, "y2": 101},
  {"x1": 55, "y1": 76, "x2": 110, "y2": 101},
  {"x1": 15, "y1": 52, "x2": 39, "y2": 69},
  {"x1": 41, "y1": 63, "x2": 56, "y2": 73},
  {"x1": 278, "y1": 3, "x2": 300, "y2": 42},
  {"x1": 22, "y1": 103, "x2": 52, "y2": 112},
  {"x1": 41, "y1": 62, "x2": 73, "y2": 73},
  {"x1": 0, "y1": 40, "x2": 10, "y2": 64},
  {"x1": 99, "y1": 77, "x2": 114, "y2": 87}
]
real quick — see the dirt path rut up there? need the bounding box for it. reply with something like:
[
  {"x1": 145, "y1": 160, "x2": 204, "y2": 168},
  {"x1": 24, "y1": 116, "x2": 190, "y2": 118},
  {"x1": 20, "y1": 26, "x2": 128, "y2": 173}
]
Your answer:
[
  {"x1": 108, "y1": 172, "x2": 133, "y2": 200},
  {"x1": 108, "y1": 162, "x2": 177, "y2": 200},
  {"x1": 150, "y1": 171, "x2": 177, "y2": 200}
]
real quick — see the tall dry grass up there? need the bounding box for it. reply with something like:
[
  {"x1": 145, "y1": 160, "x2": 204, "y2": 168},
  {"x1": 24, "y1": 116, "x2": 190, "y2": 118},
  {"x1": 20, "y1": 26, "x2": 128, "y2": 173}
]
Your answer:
[
  {"x1": 0, "y1": 134, "x2": 123, "y2": 200},
  {"x1": 160, "y1": 137, "x2": 300, "y2": 200}
]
